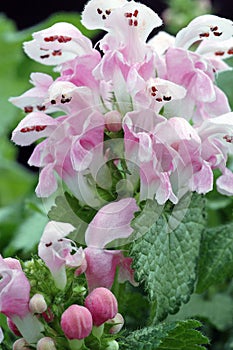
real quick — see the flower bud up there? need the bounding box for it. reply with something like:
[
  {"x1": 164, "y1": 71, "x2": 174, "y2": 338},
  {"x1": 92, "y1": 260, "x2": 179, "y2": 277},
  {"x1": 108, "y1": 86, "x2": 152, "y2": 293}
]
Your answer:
[
  {"x1": 84, "y1": 287, "x2": 118, "y2": 326},
  {"x1": 7, "y1": 317, "x2": 22, "y2": 336},
  {"x1": 29, "y1": 294, "x2": 47, "y2": 314},
  {"x1": 105, "y1": 111, "x2": 122, "y2": 132},
  {"x1": 13, "y1": 338, "x2": 30, "y2": 350},
  {"x1": 37, "y1": 337, "x2": 57, "y2": 350},
  {"x1": 106, "y1": 340, "x2": 119, "y2": 350},
  {"x1": 107, "y1": 313, "x2": 124, "y2": 334},
  {"x1": 61, "y1": 305, "x2": 93, "y2": 340}
]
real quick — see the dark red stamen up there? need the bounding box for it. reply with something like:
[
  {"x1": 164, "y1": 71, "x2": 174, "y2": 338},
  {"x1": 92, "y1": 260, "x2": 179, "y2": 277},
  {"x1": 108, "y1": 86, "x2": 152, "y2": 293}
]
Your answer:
[
  {"x1": 199, "y1": 32, "x2": 210, "y2": 38},
  {"x1": 133, "y1": 9, "x2": 139, "y2": 17},
  {"x1": 210, "y1": 26, "x2": 218, "y2": 32},
  {"x1": 223, "y1": 135, "x2": 233, "y2": 143},
  {"x1": 129, "y1": 19, "x2": 133, "y2": 26},
  {"x1": 24, "y1": 106, "x2": 33, "y2": 113},
  {"x1": 163, "y1": 96, "x2": 172, "y2": 101},
  {"x1": 151, "y1": 86, "x2": 157, "y2": 92},
  {"x1": 35, "y1": 125, "x2": 46, "y2": 132},
  {"x1": 40, "y1": 54, "x2": 50, "y2": 59},
  {"x1": 156, "y1": 98, "x2": 163, "y2": 102},
  {"x1": 134, "y1": 20, "x2": 138, "y2": 26},
  {"x1": 45, "y1": 242, "x2": 53, "y2": 247},
  {"x1": 215, "y1": 51, "x2": 225, "y2": 56},
  {"x1": 52, "y1": 49, "x2": 62, "y2": 56},
  {"x1": 97, "y1": 8, "x2": 103, "y2": 14},
  {"x1": 227, "y1": 48, "x2": 233, "y2": 55},
  {"x1": 125, "y1": 12, "x2": 132, "y2": 18},
  {"x1": 20, "y1": 125, "x2": 46, "y2": 133},
  {"x1": 37, "y1": 105, "x2": 46, "y2": 111},
  {"x1": 105, "y1": 9, "x2": 111, "y2": 15},
  {"x1": 102, "y1": 14, "x2": 107, "y2": 20},
  {"x1": 213, "y1": 31, "x2": 222, "y2": 37},
  {"x1": 51, "y1": 100, "x2": 56, "y2": 105},
  {"x1": 57, "y1": 35, "x2": 72, "y2": 43}
]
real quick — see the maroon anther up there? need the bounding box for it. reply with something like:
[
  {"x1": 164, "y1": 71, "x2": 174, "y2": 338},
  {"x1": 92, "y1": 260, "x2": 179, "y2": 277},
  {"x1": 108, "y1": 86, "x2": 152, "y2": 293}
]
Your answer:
[
  {"x1": 40, "y1": 54, "x2": 50, "y2": 59},
  {"x1": 213, "y1": 31, "x2": 222, "y2": 37},
  {"x1": 199, "y1": 32, "x2": 210, "y2": 38},
  {"x1": 215, "y1": 51, "x2": 225, "y2": 56},
  {"x1": 20, "y1": 125, "x2": 46, "y2": 133},
  {"x1": 52, "y1": 49, "x2": 62, "y2": 56},
  {"x1": 37, "y1": 105, "x2": 46, "y2": 111},
  {"x1": 24, "y1": 106, "x2": 34, "y2": 113},
  {"x1": 228, "y1": 48, "x2": 233, "y2": 55},
  {"x1": 223, "y1": 135, "x2": 233, "y2": 143},
  {"x1": 45, "y1": 242, "x2": 53, "y2": 247},
  {"x1": 97, "y1": 8, "x2": 103, "y2": 14}
]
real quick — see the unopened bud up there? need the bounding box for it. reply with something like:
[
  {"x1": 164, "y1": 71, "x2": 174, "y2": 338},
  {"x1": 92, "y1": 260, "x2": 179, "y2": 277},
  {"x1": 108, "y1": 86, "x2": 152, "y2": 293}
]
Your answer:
[
  {"x1": 29, "y1": 294, "x2": 47, "y2": 314},
  {"x1": 105, "y1": 111, "x2": 122, "y2": 132},
  {"x1": 84, "y1": 287, "x2": 118, "y2": 326},
  {"x1": 106, "y1": 340, "x2": 119, "y2": 350},
  {"x1": 13, "y1": 338, "x2": 30, "y2": 350},
  {"x1": 61, "y1": 305, "x2": 93, "y2": 340},
  {"x1": 7, "y1": 317, "x2": 22, "y2": 336},
  {"x1": 36, "y1": 337, "x2": 57, "y2": 350},
  {"x1": 107, "y1": 313, "x2": 124, "y2": 334}
]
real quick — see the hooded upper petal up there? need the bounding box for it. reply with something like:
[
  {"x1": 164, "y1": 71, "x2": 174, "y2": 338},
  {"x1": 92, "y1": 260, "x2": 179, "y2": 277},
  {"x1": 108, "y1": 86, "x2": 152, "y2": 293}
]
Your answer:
[
  {"x1": 85, "y1": 198, "x2": 139, "y2": 249},
  {"x1": 24, "y1": 22, "x2": 93, "y2": 65},
  {"x1": 175, "y1": 15, "x2": 233, "y2": 49},
  {"x1": 11, "y1": 112, "x2": 59, "y2": 146}
]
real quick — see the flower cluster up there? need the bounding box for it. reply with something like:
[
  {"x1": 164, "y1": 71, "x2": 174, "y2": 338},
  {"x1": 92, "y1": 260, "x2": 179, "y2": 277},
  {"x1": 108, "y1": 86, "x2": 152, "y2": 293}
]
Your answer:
[
  {"x1": 1, "y1": 0, "x2": 233, "y2": 348},
  {"x1": 10, "y1": 0, "x2": 233, "y2": 205}
]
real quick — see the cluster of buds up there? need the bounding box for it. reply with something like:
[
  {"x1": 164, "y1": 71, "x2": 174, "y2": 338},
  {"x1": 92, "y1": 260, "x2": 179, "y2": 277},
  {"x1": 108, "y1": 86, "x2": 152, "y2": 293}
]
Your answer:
[{"x1": 0, "y1": 256, "x2": 122, "y2": 349}]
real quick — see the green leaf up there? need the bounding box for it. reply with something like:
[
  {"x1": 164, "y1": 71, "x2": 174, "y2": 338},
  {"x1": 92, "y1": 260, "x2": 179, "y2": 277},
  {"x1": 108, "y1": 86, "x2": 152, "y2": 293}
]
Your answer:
[
  {"x1": 121, "y1": 320, "x2": 209, "y2": 350},
  {"x1": 130, "y1": 193, "x2": 206, "y2": 321},
  {"x1": 167, "y1": 293, "x2": 233, "y2": 331},
  {"x1": 196, "y1": 223, "x2": 233, "y2": 293}
]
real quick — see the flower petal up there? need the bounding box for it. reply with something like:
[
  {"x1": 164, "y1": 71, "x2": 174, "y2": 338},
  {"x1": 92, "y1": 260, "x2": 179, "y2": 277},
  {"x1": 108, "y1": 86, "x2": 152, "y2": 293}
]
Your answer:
[
  {"x1": 24, "y1": 22, "x2": 93, "y2": 65},
  {"x1": 85, "y1": 198, "x2": 139, "y2": 248},
  {"x1": 175, "y1": 15, "x2": 233, "y2": 49},
  {"x1": 81, "y1": 0, "x2": 127, "y2": 30},
  {"x1": 11, "y1": 112, "x2": 58, "y2": 146},
  {"x1": 216, "y1": 168, "x2": 233, "y2": 196}
]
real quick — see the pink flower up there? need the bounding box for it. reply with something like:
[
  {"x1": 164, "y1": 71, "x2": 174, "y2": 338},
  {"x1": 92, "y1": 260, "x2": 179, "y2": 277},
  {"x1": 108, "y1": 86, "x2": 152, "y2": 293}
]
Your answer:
[
  {"x1": 61, "y1": 305, "x2": 93, "y2": 340},
  {"x1": 83, "y1": 197, "x2": 139, "y2": 290},
  {"x1": 0, "y1": 255, "x2": 30, "y2": 318},
  {"x1": 9, "y1": 73, "x2": 54, "y2": 114},
  {"x1": 0, "y1": 256, "x2": 44, "y2": 343},
  {"x1": 84, "y1": 287, "x2": 118, "y2": 326},
  {"x1": 38, "y1": 221, "x2": 86, "y2": 290}
]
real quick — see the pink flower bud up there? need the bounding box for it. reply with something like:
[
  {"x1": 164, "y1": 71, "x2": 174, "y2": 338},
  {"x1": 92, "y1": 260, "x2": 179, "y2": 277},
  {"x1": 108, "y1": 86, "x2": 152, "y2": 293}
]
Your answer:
[
  {"x1": 13, "y1": 338, "x2": 30, "y2": 350},
  {"x1": 7, "y1": 317, "x2": 22, "y2": 336},
  {"x1": 37, "y1": 337, "x2": 57, "y2": 350},
  {"x1": 29, "y1": 294, "x2": 47, "y2": 314},
  {"x1": 61, "y1": 305, "x2": 93, "y2": 340},
  {"x1": 84, "y1": 287, "x2": 118, "y2": 326},
  {"x1": 107, "y1": 313, "x2": 124, "y2": 334},
  {"x1": 105, "y1": 111, "x2": 122, "y2": 132}
]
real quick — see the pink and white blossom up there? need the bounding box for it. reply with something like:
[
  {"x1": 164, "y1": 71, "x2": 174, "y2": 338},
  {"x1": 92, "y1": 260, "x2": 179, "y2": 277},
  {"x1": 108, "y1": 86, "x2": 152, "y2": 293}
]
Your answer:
[{"x1": 38, "y1": 221, "x2": 85, "y2": 290}]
